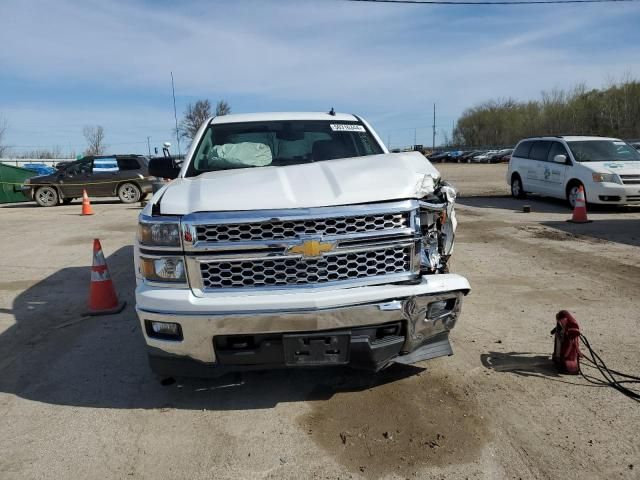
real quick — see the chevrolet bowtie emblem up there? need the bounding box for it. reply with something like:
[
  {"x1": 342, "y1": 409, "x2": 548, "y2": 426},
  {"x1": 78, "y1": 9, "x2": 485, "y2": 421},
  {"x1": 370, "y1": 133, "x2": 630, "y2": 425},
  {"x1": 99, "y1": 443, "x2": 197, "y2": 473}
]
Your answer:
[{"x1": 289, "y1": 239, "x2": 336, "y2": 257}]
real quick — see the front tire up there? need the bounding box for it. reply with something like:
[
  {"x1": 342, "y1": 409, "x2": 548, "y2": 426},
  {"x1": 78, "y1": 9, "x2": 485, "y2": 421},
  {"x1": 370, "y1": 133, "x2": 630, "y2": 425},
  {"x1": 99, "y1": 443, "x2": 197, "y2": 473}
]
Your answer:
[
  {"x1": 511, "y1": 175, "x2": 526, "y2": 199},
  {"x1": 117, "y1": 182, "x2": 141, "y2": 204},
  {"x1": 35, "y1": 186, "x2": 59, "y2": 207}
]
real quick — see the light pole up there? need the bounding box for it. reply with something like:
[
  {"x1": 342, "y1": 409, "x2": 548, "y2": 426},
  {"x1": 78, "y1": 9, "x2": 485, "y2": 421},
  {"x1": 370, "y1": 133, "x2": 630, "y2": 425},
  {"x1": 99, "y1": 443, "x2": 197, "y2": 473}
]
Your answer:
[
  {"x1": 432, "y1": 103, "x2": 436, "y2": 151},
  {"x1": 146, "y1": 136, "x2": 151, "y2": 157}
]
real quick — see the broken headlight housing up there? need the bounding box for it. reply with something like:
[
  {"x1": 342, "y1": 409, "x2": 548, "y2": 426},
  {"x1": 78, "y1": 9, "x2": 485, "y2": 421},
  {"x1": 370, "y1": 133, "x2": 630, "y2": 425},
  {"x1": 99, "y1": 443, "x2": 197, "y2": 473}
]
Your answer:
[{"x1": 418, "y1": 180, "x2": 457, "y2": 274}]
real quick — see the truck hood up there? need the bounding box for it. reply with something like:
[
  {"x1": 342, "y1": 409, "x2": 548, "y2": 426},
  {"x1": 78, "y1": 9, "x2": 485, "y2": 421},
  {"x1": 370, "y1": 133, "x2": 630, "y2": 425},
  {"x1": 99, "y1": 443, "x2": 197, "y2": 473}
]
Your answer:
[{"x1": 156, "y1": 151, "x2": 441, "y2": 214}]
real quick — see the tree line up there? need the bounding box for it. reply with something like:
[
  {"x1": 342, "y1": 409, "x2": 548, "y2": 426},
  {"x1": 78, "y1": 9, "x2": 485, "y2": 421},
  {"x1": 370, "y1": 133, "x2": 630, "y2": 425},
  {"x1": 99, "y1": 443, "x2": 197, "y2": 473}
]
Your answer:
[{"x1": 452, "y1": 77, "x2": 640, "y2": 148}]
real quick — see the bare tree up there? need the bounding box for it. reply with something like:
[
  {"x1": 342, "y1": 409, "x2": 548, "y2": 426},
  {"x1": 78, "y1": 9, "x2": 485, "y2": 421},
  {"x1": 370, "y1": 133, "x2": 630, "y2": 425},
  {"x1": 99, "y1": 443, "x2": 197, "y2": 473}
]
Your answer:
[
  {"x1": 17, "y1": 146, "x2": 65, "y2": 159},
  {"x1": 179, "y1": 100, "x2": 211, "y2": 140},
  {"x1": 215, "y1": 100, "x2": 231, "y2": 116},
  {"x1": 83, "y1": 125, "x2": 107, "y2": 156},
  {"x1": 0, "y1": 115, "x2": 8, "y2": 157}
]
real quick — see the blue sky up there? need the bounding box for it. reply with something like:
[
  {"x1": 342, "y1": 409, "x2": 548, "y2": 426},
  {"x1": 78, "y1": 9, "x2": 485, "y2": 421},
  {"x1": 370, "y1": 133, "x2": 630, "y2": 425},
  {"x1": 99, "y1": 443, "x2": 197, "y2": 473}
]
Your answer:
[{"x1": 1, "y1": 0, "x2": 639, "y2": 156}]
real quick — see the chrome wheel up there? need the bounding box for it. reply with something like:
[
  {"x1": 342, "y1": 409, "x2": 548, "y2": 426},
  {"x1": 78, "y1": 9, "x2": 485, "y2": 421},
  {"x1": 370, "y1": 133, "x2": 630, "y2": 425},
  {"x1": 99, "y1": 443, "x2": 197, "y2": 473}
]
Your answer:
[
  {"x1": 118, "y1": 183, "x2": 141, "y2": 203},
  {"x1": 35, "y1": 186, "x2": 58, "y2": 207}
]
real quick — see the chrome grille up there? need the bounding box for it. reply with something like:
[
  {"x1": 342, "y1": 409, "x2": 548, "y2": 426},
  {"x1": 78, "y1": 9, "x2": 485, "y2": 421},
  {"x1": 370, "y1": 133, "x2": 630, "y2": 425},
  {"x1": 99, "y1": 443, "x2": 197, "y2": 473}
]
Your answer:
[
  {"x1": 199, "y1": 246, "x2": 411, "y2": 289},
  {"x1": 195, "y1": 212, "x2": 409, "y2": 242}
]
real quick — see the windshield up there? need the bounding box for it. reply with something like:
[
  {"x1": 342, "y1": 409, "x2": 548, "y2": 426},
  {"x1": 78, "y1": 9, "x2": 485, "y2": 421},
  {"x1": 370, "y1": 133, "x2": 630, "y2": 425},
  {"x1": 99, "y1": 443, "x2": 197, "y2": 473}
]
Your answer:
[
  {"x1": 187, "y1": 120, "x2": 384, "y2": 176},
  {"x1": 567, "y1": 140, "x2": 640, "y2": 162}
]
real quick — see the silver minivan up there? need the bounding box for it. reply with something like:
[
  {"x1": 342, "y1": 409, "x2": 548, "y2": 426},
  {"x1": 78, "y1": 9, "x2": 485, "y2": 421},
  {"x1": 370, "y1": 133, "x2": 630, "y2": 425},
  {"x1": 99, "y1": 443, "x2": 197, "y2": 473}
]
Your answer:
[{"x1": 507, "y1": 136, "x2": 640, "y2": 208}]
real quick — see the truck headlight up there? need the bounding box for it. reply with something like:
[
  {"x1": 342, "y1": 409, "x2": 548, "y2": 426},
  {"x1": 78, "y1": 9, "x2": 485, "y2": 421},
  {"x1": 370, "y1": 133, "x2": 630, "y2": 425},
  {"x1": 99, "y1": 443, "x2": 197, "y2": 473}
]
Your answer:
[
  {"x1": 140, "y1": 256, "x2": 186, "y2": 283},
  {"x1": 592, "y1": 173, "x2": 620, "y2": 184},
  {"x1": 138, "y1": 221, "x2": 181, "y2": 247}
]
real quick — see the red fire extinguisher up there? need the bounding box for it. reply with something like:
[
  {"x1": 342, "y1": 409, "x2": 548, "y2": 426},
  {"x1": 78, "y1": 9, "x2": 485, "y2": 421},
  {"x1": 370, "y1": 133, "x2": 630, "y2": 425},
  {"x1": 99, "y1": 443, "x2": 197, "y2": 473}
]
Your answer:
[{"x1": 552, "y1": 310, "x2": 581, "y2": 374}]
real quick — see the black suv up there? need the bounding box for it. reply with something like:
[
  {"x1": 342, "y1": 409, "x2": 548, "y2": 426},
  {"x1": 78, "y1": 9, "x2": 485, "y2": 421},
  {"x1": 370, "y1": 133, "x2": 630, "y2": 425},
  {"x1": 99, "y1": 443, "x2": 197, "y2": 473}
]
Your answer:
[{"x1": 23, "y1": 155, "x2": 153, "y2": 207}]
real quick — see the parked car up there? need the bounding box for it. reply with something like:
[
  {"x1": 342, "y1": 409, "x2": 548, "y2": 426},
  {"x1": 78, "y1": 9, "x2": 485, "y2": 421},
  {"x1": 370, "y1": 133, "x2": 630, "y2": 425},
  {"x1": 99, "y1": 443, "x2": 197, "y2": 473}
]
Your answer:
[
  {"x1": 471, "y1": 150, "x2": 498, "y2": 163},
  {"x1": 489, "y1": 149, "x2": 513, "y2": 163},
  {"x1": 460, "y1": 150, "x2": 483, "y2": 163},
  {"x1": 447, "y1": 150, "x2": 466, "y2": 162},
  {"x1": 508, "y1": 135, "x2": 640, "y2": 208},
  {"x1": 22, "y1": 154, "x2": 153, "y2": 207},
  {"x1": 136, "y1": 111, "x2": 470, "y2": 378},
  {"x1": 452, "y1": 150, "x2": 473, "y2": 163},
  {"x1": 428, "y1": 151, "x2": 451, "y2": 163}
]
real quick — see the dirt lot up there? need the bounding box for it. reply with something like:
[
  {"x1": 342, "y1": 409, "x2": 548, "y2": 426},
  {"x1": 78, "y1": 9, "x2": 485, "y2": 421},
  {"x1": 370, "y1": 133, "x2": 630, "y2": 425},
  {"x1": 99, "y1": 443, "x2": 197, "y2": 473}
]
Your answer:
[{"x1": 1, "y1": 164, "x2": 639, "y2": 479}]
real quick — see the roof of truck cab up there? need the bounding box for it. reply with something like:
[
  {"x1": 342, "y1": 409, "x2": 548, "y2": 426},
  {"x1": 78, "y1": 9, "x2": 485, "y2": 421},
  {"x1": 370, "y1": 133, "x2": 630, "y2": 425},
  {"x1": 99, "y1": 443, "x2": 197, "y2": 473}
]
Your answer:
[{"x1": 209, "y1": 112, "x2": 358, "y2": 124}]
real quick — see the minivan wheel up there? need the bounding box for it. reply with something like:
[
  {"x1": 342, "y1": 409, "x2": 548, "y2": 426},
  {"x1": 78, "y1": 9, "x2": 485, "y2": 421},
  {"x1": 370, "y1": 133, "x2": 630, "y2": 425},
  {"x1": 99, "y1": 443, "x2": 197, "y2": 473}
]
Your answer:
[
  {"x1": 117, "y1": 182, "x2": 141, "y2": 203},
  {"x1": 35, "y1": 186, "x2": 59, "y2": 207},
  {"x1": 511, "y1": 175, "x2": 526, "y2": 199},
  {"x1": 567, "y1": 182, "x2": 585, "y2": 210}
]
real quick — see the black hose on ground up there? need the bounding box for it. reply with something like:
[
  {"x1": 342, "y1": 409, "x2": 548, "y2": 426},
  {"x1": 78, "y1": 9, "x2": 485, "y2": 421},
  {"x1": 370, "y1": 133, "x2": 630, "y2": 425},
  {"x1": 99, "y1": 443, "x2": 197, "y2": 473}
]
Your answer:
[{"x1": 579, "y1": 334, "x2": 640, "y2": 402}]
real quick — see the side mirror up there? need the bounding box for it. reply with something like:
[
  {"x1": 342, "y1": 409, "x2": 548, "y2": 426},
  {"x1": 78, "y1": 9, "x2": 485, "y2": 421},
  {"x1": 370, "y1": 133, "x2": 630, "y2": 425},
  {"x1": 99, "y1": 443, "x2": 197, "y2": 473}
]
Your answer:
[
  {"x1": 553, "y1": 154, "x2": 567, "y2": 164},
  {"x1": 149, "y1": 157, "x2": 180, "y2": 179}
]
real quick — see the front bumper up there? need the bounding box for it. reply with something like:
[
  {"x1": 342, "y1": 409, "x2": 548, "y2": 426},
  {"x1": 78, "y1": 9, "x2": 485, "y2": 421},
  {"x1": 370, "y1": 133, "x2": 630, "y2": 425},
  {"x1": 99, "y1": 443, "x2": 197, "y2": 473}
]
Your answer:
[
  {"x1": 587, "y1": 182, "x2": 640, "y2": 205},
  {"x1": 135, "y1": 274, "x2": 470, "y2": 377}
]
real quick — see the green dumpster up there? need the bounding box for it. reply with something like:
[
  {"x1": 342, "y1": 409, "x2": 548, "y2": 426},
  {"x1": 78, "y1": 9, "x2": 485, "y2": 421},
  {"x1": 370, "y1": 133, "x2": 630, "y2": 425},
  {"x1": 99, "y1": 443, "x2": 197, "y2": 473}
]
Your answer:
[{"x1": 0, "y1": 163, "x2": 36, "y2": 204}]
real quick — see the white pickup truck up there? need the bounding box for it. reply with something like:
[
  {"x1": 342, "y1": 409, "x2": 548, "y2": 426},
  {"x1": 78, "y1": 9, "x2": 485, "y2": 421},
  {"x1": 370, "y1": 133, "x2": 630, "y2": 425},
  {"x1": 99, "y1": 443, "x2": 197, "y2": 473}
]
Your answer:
[{"x1": 134, "y1": 112, "x2": 470, "y2": 377}]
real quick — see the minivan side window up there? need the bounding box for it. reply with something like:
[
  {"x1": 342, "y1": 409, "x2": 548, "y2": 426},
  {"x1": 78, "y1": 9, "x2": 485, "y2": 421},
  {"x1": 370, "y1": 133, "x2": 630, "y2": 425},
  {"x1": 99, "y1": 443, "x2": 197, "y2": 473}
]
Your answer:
[
  {"x1": 513, "y1": 141, "x2": 533, "y2": 159},
  {"x1": 529, "y1": 141, "x2": 553, "y2": 161},
  {"x1": 547, "y1": 142, "x2": 569, "y2": 163}
]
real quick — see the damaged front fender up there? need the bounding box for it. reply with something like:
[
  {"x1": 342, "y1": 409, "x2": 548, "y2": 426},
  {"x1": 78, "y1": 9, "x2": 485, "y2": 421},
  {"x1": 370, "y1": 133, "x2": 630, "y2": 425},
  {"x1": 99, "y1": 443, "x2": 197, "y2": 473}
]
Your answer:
[{"x1": 417, "y1": 180, "x2": 458, "y2": 273}]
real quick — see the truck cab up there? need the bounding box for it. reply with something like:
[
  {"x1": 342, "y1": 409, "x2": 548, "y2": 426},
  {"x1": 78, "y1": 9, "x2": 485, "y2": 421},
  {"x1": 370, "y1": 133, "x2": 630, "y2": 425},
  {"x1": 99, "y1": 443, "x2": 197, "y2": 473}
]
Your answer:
[{"x1": 134, "y1": 112, "x2": 470, "y2": 377}]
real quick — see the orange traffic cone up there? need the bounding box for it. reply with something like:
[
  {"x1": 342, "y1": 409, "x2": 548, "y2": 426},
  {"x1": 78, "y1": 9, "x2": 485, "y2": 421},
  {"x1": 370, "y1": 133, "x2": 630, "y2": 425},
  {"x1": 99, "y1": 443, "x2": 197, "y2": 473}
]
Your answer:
[
  {"x1": 568, "y1": 185, "x2": 592, "y2": 224},
  {"x1": 86, "y1": 239, "x2": 126, "y2": 316},
  {"x1": 81, "y1": 189, "x2": 94, "y2": 215}
]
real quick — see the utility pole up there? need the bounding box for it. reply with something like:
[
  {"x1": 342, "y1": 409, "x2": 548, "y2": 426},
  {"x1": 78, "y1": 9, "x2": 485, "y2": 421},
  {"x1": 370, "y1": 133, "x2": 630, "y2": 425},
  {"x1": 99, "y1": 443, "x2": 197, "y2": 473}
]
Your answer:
[
  {"x1": 414, "y1": 128, "x2": 417, "y2": 147},
  {"x1": 171, "y1": 71, "x2": 181, "y2": 156},
  {"x1": 432, "y1": 103, "x2": 436, "y2": 151},
  {"x1": 146, "y1": 136, "x2": 151, "y2": 157}
]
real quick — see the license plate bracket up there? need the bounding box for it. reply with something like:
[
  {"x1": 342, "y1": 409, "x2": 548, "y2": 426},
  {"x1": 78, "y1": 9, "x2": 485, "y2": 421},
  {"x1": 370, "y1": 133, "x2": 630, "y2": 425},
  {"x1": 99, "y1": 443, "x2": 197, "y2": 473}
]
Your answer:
[{"x1": 283, "y1": 332, "x2": 350, "y2": 366}]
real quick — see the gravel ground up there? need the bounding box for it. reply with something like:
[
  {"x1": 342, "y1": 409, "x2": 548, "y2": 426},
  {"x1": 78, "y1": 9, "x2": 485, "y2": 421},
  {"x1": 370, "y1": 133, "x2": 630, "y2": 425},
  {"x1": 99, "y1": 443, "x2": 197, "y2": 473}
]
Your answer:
[{"x1": 1, "y1": 164, "x2": 639, "y2": 479}]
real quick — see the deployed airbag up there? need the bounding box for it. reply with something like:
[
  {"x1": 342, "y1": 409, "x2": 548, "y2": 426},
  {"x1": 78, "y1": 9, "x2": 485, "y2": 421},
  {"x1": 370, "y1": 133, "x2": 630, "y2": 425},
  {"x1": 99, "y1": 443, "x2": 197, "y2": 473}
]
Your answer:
[{"x1": 207, "y1": 142, "x2": 272, "y2": 169}]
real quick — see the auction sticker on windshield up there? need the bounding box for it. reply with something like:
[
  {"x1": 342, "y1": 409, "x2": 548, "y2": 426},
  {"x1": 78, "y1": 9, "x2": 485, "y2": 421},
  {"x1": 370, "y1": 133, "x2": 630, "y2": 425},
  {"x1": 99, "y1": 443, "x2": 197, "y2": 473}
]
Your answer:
[{"x1": 330, "y1": 124, "x2": 366, "y2": 132}]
